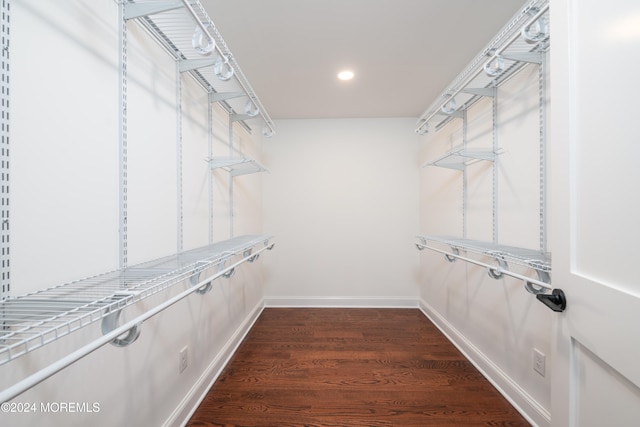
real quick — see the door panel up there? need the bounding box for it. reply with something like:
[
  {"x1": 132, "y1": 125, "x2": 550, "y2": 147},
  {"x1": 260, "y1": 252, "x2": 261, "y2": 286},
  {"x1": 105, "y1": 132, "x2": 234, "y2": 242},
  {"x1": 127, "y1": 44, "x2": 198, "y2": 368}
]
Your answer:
[
  {"x1": 571, "y1": 0, "x2": 640, "y2": 294},
  {"x1": 571, "y1": 339, "x2": 640, "y2": 427},
  {"x1": 551, "y1": 0, "x2": 640, "y2": 425}
]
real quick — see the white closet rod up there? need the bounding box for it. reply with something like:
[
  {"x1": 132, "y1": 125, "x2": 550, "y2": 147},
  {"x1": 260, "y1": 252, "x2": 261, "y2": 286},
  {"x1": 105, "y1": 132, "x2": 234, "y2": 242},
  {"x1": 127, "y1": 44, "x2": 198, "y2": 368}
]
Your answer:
[
  {"x1": 415, "y1": 241, "x2": 552, "y2": 290},
  {"x1": 0, "y1": 243, "x2": 273, "y2": 404},
  {"x1": 416, "y1": 3, "x2": 549, "y2": 130},
  {"x1": 181, "y1": 0, "x2": 207, "y2": 36}
]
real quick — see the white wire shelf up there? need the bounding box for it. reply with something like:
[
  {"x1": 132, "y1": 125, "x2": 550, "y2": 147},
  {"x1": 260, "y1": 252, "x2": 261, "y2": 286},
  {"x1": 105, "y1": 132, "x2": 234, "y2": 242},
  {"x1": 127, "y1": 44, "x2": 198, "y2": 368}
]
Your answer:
[
  {"x1": 415, "y1": 0, "x2": 549, "y2": 134},
  {"x1": 415, "y1": 234, "x2": 565, "y2": 313},
  {"x1": 416, "y1": 235, "x2": 550, "y2": 272},
  {"x1": 125, "y1": 0, "x2": 275, "y2": 136},
  {"x1": 209, "y1": 157, "x2": 269, "y2": 176},
  {"x1": 422, "y1": 147, "x2": 498, "y2": 170},
  {"x1": 0, "y1": 234, "x2": 274, "y2": 367}
]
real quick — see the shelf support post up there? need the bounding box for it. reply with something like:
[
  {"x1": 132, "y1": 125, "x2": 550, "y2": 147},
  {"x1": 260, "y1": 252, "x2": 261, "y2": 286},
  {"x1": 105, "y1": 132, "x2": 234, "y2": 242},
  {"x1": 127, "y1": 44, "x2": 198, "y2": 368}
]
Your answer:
[
  {"x1": 118, "y1": 1, "x2": 129, "y2": 269},
  {"x1": 208, "y1": 91, "x2": 214, "y2": 244},
  {"x1": 462, "y1": 109, "x2": 468, "y2": 239},
  {"x1": 176, "y1": 61, "x2": 184, "y2": 253},
  {"x1": 492, "y1": 86, "x2": 499, "y2": 244},
  {"x1": 228, "y1": 116, "x2": 234, "y2": 238},
  {"x1": 539, "y1": 49, "x2": 548, "y2": 252},
  {"x1": 1, "y1": 0, "x2": 10, "y2": 301}
]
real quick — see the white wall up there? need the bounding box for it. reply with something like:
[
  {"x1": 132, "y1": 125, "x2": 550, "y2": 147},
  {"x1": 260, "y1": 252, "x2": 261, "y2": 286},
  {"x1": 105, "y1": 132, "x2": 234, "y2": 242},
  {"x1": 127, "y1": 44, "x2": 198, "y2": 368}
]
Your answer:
[
  {"x1": 418, "y1": 61, "x2": 552, "y2": 426},
  {"x1": 11, "y1": 0, "x2": 120, "y2": 290},
  {"x1": 262, "y1": 118, "x2": 421, "y2": 306},
  {"x1": 3, "y1": 1, "x2": 267, "y2": 426}
]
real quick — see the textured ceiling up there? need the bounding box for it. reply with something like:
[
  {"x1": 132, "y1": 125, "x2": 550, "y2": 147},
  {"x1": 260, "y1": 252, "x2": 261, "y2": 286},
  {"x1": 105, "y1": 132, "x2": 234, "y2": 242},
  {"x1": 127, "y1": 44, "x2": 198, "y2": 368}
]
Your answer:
[{"x1": 201, "y1": 0, "x2": 529, "y2": 120}]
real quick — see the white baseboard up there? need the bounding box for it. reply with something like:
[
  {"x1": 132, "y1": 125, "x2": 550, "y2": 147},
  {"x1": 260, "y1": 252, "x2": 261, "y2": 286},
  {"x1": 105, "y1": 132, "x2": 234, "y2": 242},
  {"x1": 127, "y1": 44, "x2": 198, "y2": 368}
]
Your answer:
[
  {"x1": 164, "y1": 300, "x2": 265, "y2": 427},
  {"x1": 263, "y1": 296, "x2": 419, "y2": 308},
  {"x1": 418, "y1": 298, "x2": 550, "y2": 427}
]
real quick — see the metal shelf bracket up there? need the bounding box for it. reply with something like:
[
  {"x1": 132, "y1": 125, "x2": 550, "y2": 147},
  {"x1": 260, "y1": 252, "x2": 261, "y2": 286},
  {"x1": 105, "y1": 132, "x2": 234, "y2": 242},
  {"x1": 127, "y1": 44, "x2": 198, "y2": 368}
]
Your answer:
[
  {"x1": 462, "y1": 87, "x2": 495, "y2": 97},
  {"x1": 435, "y1": 110, "x2": 464, "y2": 119},
  {"x1": 210, "y1": 92, "x2": 245, "y2": 103},
  {"x1": 123, "y1": 1, "x2": 183, "y2": 20},
  {"x1": 501, "y1": 52, "x2": 543, "y2": 64},
  {"x1": 525, "y1": 268, "x2": 551, "y2": 294},
  {"x1": 487, "y1": 255, "x2": 508, "y2": 279},
  {"x1": 101, "y1": 292, "x2": 143, "y2": 347},
  {"x1": 230, "y1": 113, "x2": 261, "y2": 123},
  {"x1": 179, "y1": 58, "x2": 215, "y2": 73},
  {"x1": 445, "y1": 247, "x2": 459, "y2": 262},
  {"x1": 189, "y1": 261, "x2": 214, "y2": 294}
]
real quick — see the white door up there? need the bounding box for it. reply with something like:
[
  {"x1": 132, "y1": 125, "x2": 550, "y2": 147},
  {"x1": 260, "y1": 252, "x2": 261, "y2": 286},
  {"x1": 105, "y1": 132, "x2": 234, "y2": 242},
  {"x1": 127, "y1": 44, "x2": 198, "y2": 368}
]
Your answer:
[{"x1": 550, "y1": 0, "x2": 640, "y2": 426}]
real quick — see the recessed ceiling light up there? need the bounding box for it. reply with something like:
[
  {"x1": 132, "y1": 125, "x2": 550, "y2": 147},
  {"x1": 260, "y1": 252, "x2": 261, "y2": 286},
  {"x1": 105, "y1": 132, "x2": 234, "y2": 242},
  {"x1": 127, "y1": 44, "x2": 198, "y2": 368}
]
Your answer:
[{"x1": 337, "y1": 70, "x2": 354, "y2": 81}]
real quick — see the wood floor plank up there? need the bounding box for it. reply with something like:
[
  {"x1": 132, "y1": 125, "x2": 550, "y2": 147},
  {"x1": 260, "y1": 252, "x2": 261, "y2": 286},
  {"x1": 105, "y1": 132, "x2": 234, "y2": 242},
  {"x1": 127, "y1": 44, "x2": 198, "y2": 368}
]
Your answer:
[{"x1": 187, "y1": 308, "x2": 530, "y2": 426}]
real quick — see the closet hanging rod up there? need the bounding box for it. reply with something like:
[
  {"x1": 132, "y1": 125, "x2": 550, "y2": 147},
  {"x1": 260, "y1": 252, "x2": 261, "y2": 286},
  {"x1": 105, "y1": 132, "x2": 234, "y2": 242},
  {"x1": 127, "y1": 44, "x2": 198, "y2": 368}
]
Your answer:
[
  {"x1": 0, "y1": 242, "x2": 274, "y2": 404},
  {"x1": 415, "y1": 2, "x2": 549, "y2": 132},
  {"x1": 181, "y1": 0, "x2": 208, "y2": 38},
  {"x1": 416, "y1": 241, "x2": 565, "y2": 312},
  {"x1": 415, "y1": 241, "x2": 552, "y2": 291}
]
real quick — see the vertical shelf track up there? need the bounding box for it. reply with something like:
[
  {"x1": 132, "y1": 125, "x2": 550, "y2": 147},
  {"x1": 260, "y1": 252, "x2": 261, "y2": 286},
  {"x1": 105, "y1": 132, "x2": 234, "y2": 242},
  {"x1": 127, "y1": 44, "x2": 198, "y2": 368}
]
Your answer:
[
  {"x1": 462, "y1": 110, "x2": 468, "y2": 239},
  {"x1": 538, "y1": 45, "x2": 548, "y2": 253},
  {"x1": 118, "y1": 1, "x2": 129, "y2": 269},
  {"x1": 207, "y1": 91, "x2": 214, "y2": 244},
  {"x1": 1, "y1": 0, "x2": 9, "y2": 302},
  {"x1": 492, "y1": 86, "x2": 499, "y2": 244},
  {"x1": 176, "y1": 62, "x2": 184, "y2": 253},
  {"x1": 228, "y1": 118, "x2": 234, "y2": 237}
]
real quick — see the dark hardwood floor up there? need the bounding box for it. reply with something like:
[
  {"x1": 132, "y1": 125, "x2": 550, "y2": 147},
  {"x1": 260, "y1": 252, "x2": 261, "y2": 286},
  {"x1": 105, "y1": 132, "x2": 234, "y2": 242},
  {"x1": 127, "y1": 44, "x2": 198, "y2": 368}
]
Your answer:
[{"x1": 187, "y1": 308, "x2": 530, "y2": 426}]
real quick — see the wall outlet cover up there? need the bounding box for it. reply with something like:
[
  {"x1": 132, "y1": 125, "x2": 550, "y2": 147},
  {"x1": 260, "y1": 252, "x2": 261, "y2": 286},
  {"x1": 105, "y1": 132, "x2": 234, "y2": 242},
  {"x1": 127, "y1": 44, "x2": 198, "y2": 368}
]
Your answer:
[{"x1": 534, "y1": 348, "x2": 546, "y2": 377}]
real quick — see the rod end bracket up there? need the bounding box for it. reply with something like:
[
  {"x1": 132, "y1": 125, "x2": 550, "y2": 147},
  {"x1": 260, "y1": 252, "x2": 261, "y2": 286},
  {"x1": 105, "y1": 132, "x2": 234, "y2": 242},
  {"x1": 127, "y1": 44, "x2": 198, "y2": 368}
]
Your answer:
[{"x1": 536, "y1": 288, "x2": 567, "y2": 312}]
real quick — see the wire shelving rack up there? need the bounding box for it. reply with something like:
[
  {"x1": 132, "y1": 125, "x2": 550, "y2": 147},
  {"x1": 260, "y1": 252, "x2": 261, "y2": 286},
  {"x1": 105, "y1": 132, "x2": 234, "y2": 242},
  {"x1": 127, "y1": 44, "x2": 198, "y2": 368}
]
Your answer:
[
  {"x1": 415, "y1": 0, "x2": 562, "y2": 312},
  {"x1": 415, "y1": 0, "x2": 549, "y2": 135},
  {"x1": 126, "y1": 0, "x2": 275, "y2": 137},
  {"x1": 0, "y1": 235, "x2": 274, "y2": 367}
]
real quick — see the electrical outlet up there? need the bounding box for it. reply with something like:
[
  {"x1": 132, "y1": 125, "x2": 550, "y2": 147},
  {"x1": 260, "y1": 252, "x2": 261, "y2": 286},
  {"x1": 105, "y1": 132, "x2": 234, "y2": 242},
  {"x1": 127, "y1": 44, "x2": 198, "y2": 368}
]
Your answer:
[
  {"x1": 533, "y1": 348, "x2": 546, "y2": 377},
  {"x1": 179, "y1": 346, "x2": 188, "y2": 373}
]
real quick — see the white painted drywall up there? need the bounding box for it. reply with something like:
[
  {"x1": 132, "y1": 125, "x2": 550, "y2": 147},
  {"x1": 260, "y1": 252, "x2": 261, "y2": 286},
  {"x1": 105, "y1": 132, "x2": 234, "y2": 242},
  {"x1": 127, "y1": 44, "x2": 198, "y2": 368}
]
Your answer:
[
  {"x1": 262, "y1": 118, "x2": 421, "y2": 305},
  {"x1": 11, "y1": 0, "x2": 120, "y2": 292}
]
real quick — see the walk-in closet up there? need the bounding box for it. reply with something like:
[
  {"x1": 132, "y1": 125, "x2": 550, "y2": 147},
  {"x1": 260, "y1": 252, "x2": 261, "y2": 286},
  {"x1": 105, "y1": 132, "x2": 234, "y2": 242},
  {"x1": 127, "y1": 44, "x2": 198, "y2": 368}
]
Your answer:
[{"x1": 2, "y1": 1, "x2": 640, "y2": 426}]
